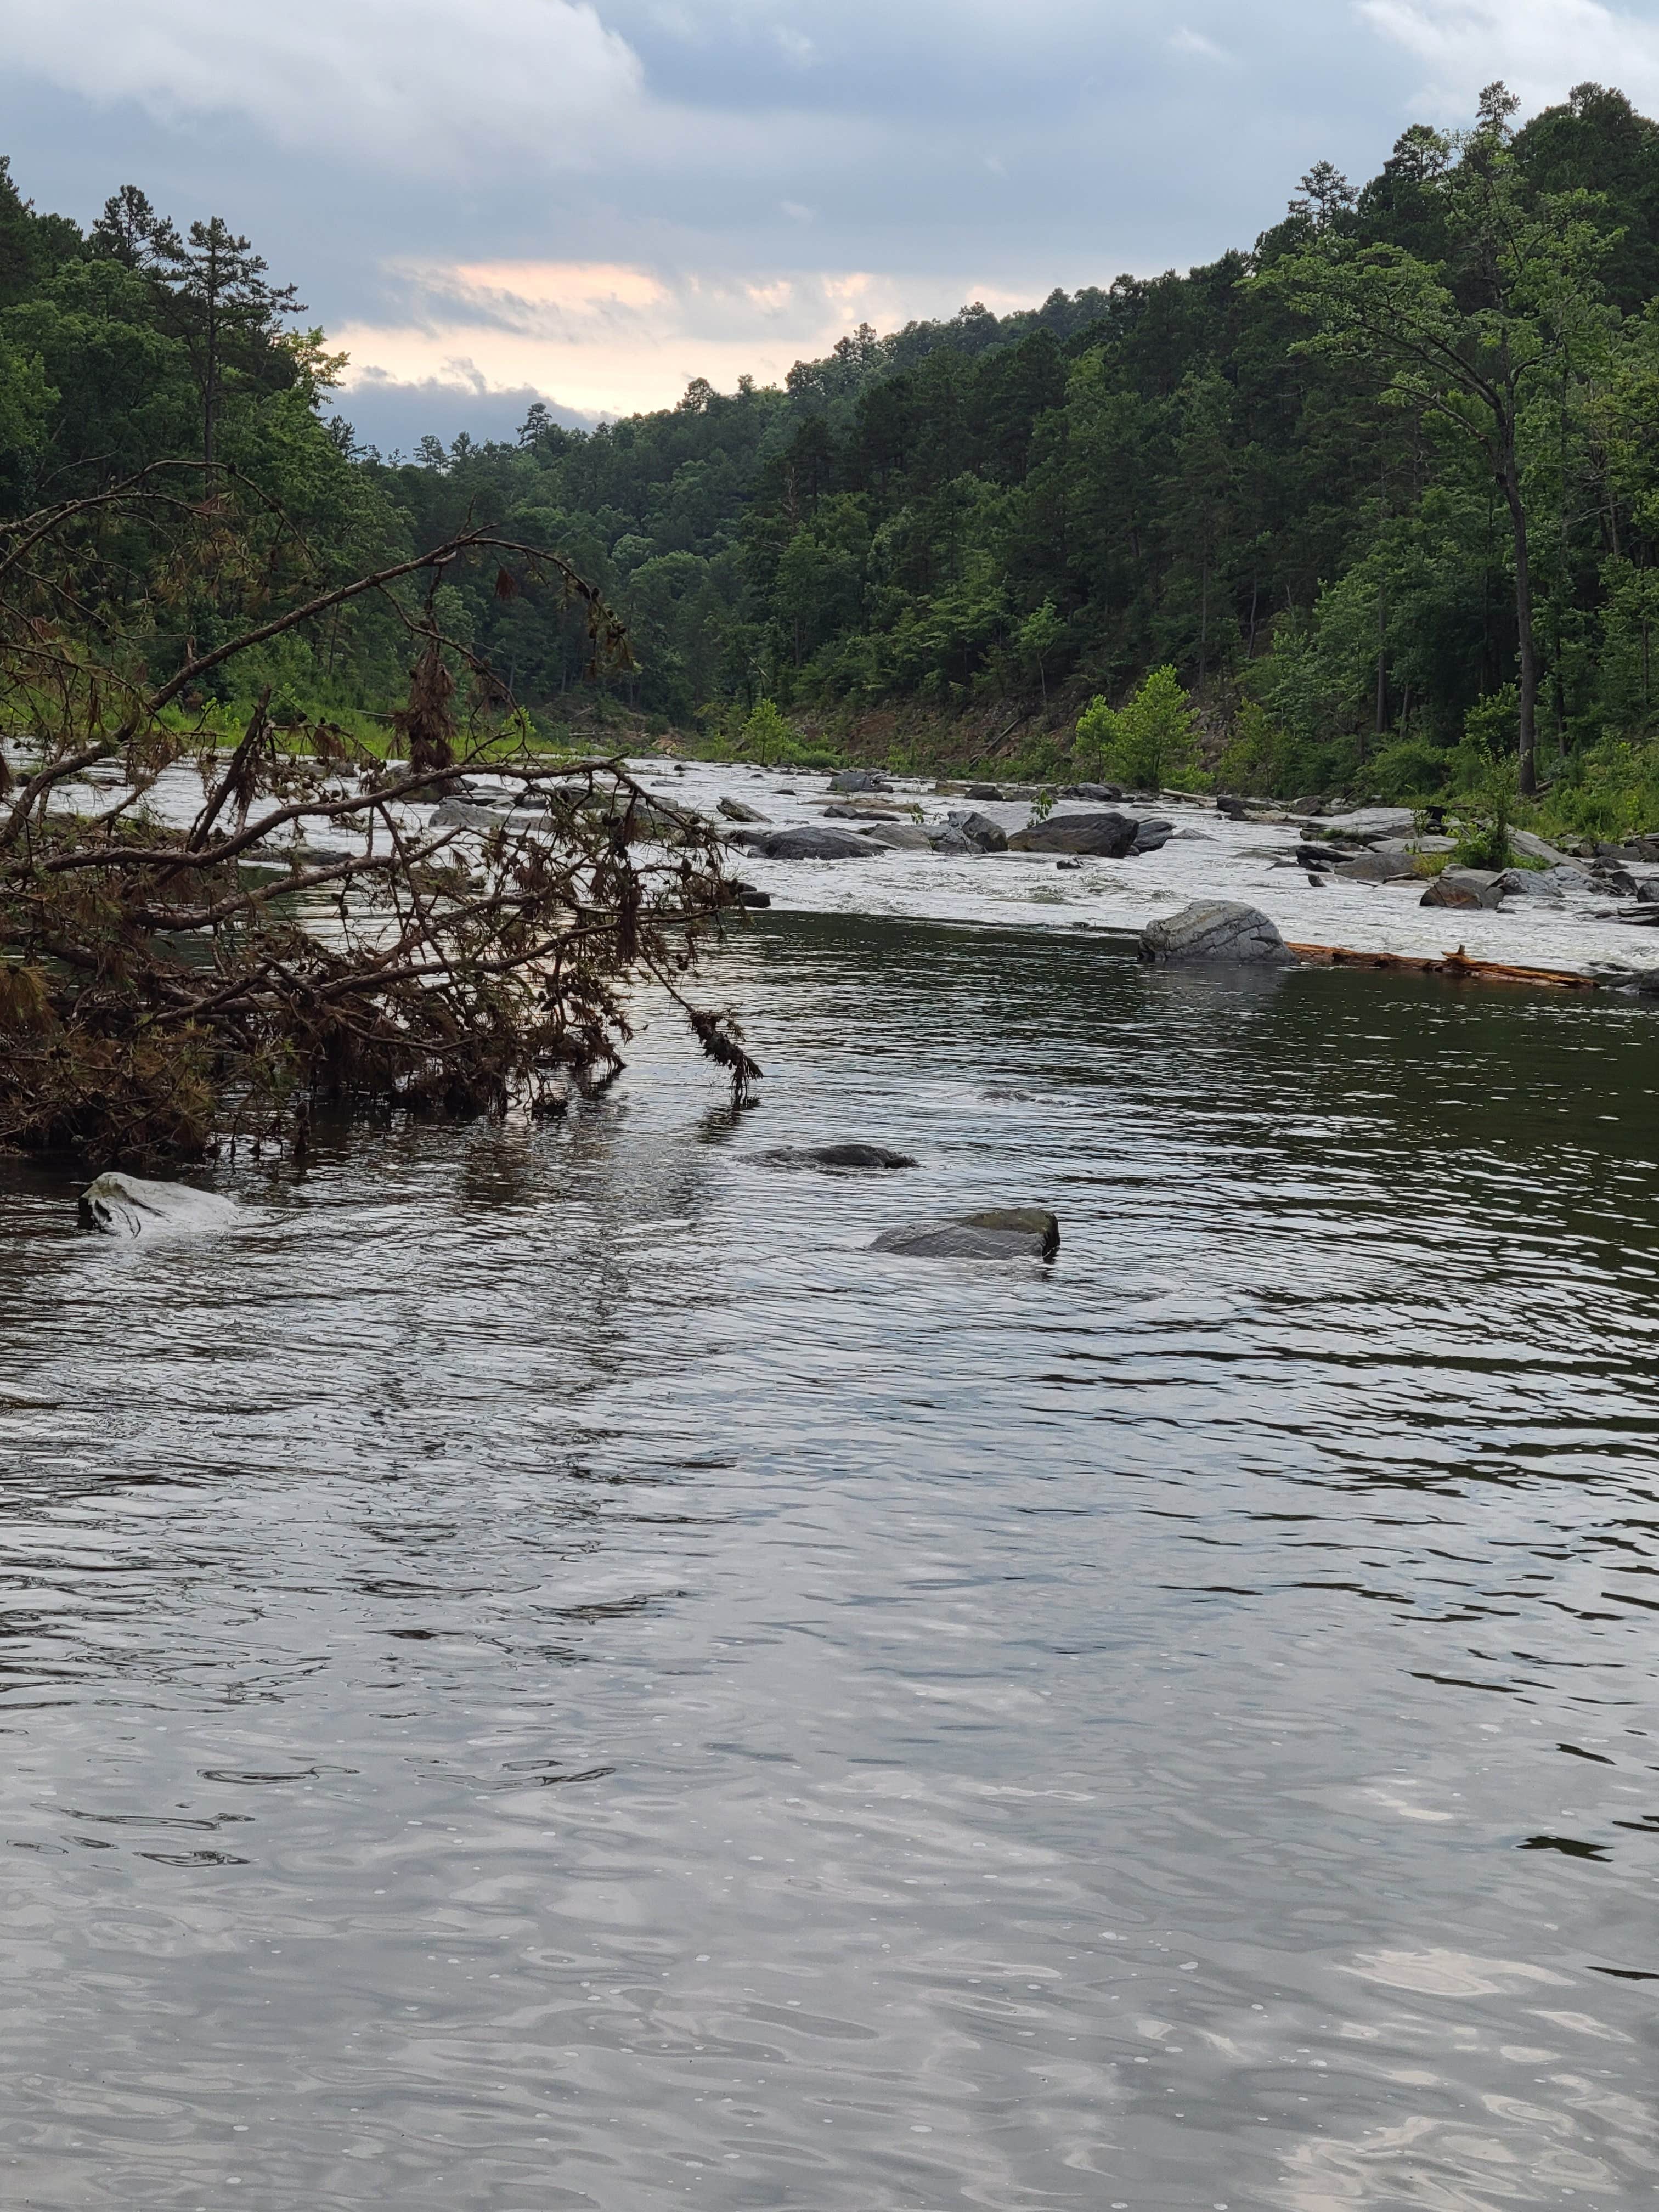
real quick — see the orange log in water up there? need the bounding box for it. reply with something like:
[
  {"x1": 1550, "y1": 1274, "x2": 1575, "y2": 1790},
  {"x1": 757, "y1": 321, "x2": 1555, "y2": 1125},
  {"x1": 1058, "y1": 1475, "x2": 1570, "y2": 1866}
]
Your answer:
[{"x1": 1285, "y1": 941, "x2": 1603, "y2": 990}]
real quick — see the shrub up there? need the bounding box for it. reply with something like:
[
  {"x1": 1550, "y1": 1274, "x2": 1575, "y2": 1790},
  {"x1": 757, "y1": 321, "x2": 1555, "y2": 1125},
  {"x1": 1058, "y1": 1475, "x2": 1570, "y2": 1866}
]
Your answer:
[{"x1": 1075, "y1": 666, "x2": 1200, "y2": 790}]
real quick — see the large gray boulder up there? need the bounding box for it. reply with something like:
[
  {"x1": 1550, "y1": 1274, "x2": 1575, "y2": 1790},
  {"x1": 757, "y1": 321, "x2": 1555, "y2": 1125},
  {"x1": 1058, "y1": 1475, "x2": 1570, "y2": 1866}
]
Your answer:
[
  {"x1": 80, "y1": 1173, "x2": 240, "y2": 1237},
  {"x1": 964, "y1": 782, "x2": 1006, "y2": 800},
  {"x1": 951, "y1": 810, "x2": 1008, "y2": 853},
  {"x1": 873, "y1": 1208, "x2": 1060, "y2": 1261},
  {"x1": 1132, "y1": 817, "x2": 1176, "y2": 854},
  {"x1": 928, "y1": 823, "x2": 979, "y2": 855},
  {"x1": 726, "y1": 826, "x2": 885, "y2": 861},
  {"x1": 1138, "y1": 900, "x2": 1297, "y2": 967},
  {"x1": 719, "y1": 796, "x2": 769, "y2": 823},
  {"x1": 1421, "y1": 867, "x2": 1503, "y2": 910},
  {"x1": 828, "y1": 769, "x2": 891, "y2": 793},
  {"x1": 1009, "y1": 810, "x2": 1138, "y2": 857},
  {"x1": 1495, "y1": 863, "x2": 1591, "y2": 900},
  {"x1": 1060, "y1": 782, "x2": 1122, "y2": 801}
]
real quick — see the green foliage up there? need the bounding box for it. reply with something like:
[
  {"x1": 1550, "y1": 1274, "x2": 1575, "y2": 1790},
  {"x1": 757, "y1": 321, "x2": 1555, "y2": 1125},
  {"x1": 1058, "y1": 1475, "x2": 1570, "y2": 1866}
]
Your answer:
[
  {"x1": 741, "y1": 697, "x2": 793, "y2": 764},
  {"x1": 1366, "y1": 736, "x2": 1453, "y2": 800},
  {"x1": 1075, "y1": 667, "x2": 1201, "y2": 790},
  {"x1": 1449, "y1": 759, "x2": 1520, "y2": 868},
  {"x1": 14, "y1": 89, "x2": 1659, "y2": 847}
]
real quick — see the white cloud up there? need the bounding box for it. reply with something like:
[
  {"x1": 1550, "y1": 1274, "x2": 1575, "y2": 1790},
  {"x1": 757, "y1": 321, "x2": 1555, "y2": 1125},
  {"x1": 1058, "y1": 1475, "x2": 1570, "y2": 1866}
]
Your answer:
[
  {"x1": 1170, "y1": 25, "x2": 1232, "y2": 61},
  {"x1": 0, "y1": 0, "x2": 645, "y2": 170},
  {"x1": 1357, "y1": 0, "x2": 1659, "y2": 117}
]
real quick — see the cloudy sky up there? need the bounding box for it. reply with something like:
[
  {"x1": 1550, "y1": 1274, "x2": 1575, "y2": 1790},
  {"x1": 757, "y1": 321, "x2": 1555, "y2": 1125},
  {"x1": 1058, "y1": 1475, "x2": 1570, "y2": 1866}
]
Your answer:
[{"x1": 3, "y1": 0, "x2": 1659, "y2": 449}]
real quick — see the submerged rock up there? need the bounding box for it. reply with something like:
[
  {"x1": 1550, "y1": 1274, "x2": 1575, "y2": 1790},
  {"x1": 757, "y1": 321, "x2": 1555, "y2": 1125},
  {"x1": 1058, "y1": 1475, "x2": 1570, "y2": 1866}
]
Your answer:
[
  {"x1": 1009, "y1": 810, "x2": 1138, "y2": 858},
  {"x1": 828, "y1": 769, "x2": 891, "y2": 794},
  {"x1": 1138, "y1": 901, "x2": 1297, "y2": 967},
  {"x1": 964, "y1": 782, "x2": 1006, "y2": 800},
  {"x1": 763, "y1": 1143, "x2": 918, "y2": 1171},
  {"x1": 725, "y1": 826, "x2": 885, "y2": 861},
  {"x1": 873, "y1": 1207, "x2": 1060, "y2": 1261},
  {"x1": 1421, "y1": 866, "x2": 1504, "y2": 910},
  {"x1": 79, "y1": 1173, "x2": 240, "y2": 1237}
]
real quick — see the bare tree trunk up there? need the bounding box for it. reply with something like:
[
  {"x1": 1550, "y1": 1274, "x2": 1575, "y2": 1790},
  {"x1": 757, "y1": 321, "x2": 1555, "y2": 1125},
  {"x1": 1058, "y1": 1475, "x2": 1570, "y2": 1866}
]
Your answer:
[{"x1": 1501, "y1": 441, "x2": 1538, "y2": 795}]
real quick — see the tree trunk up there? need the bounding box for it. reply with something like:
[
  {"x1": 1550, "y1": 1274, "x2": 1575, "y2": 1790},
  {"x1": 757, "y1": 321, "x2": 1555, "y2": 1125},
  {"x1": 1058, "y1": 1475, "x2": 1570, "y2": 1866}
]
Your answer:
[{"x1": 1499, "y1": 408, "x2": 1537, "y2": 795}]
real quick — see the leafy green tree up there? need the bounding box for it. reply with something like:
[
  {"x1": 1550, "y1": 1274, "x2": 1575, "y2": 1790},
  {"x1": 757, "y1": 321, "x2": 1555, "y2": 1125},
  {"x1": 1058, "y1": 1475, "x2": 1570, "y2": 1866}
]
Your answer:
[
  {"x1": 1076, "y1": 666, "x2": 1200, "y2": 788},
  {"x1": 1260, "y1": 87, "x2": 1617, "y2": 792},
  {"x1": 154, "y1": 217, "x2": 303, "y2": 467}
]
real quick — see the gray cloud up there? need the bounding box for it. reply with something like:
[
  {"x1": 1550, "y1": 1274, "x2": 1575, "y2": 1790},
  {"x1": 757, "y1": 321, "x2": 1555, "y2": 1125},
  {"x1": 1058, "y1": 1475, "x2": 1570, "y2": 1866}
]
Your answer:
[{"x1": 1, "y1": 0, "x2": 1650, "y2": 436}]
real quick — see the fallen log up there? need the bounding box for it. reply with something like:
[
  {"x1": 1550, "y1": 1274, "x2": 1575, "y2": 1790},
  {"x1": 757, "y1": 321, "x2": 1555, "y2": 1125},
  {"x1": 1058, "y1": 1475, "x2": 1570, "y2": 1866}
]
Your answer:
[{"x1": 1285, "y1": 941, "x2": 1602, "y2": 990}]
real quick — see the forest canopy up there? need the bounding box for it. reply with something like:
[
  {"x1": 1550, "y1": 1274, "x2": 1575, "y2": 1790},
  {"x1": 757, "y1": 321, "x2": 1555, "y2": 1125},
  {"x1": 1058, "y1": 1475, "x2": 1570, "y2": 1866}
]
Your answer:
[{"x1": 10, "y1": 81, "x2": 1659, "y2": 821}]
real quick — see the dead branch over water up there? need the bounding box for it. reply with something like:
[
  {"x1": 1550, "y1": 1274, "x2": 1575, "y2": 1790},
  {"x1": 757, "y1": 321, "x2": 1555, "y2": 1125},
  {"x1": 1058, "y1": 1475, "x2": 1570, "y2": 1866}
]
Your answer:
[{"x1": 0, "y1": 475, "x2": 759, "y2": 1168}]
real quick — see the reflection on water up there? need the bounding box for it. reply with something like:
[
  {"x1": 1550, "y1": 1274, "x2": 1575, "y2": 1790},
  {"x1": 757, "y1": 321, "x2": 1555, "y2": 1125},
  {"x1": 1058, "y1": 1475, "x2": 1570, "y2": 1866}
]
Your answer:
[{"x1": 3, "y1": 913, "x2": 1659, "y2": 2211}]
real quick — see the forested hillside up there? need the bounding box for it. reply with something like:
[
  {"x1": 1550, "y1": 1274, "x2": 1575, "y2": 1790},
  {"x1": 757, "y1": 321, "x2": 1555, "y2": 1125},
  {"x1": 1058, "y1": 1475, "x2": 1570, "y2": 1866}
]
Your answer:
[{"x1": 8, "y1": 81, "x2": 1659, "y2": 823}]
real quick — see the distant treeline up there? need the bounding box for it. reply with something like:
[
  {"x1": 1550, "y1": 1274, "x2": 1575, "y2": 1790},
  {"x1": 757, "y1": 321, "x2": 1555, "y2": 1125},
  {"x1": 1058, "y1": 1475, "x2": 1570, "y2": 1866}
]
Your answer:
[{"x1": 9, "y1": 82, "x2": 1659, "y2": 819}]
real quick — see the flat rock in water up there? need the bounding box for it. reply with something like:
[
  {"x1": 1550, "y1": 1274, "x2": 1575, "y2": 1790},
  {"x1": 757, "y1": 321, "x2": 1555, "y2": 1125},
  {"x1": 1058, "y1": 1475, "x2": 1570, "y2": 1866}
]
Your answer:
[
  {"x1": 1138, "y1": 900, "x2": 1296, "y2": 967},
  {"x1": 1320, "y1": 806, "x2": 1419, "y2": 841},
  {"x1": 726, "y1": 826, "x2": 885, "y2": 861},
  {"x1": 873, "y1": 1207, "x2": 1060, "y2": 1261},
  {"x1": 1060, "y1": 782, "x2": 1122, "y2": 801},
  {"x1": 828, "y1": 769, "x2": 890, "y2": 794},
  {"x1": 431, "y1": 798, "x2": 510, "y2": 831},
  {"x1": 1509, "y1": 828, "x2": 1577, "y2": 866},
  {"x1": 864, "y1": 821, "x2": 934, "y2": 851},
  {"x1": 719, "y1": 796, "x2": 769, "y2": 823},
  {"x1": 1334, "y1": 850, "x2": 1422, "y2": 884},
  {"x1": 1009, "y1": 810, "x2": 1138, "y2": 857},
  {"x1": 1421, "y1": 866, "x2": 1503, "y2": 910},
  {"x1": 964, "y1": 782, "x2": 1006, "y2": 800},
  {"x1": 763, "y1": 1143, "x2": 917, "y2": 1171},
  {"x1": 823, "y1": 799, "x2": 905, "y2": 820},
  {"x1": 80, "y1": 1173, "x2": 240, "y2": 1237}
]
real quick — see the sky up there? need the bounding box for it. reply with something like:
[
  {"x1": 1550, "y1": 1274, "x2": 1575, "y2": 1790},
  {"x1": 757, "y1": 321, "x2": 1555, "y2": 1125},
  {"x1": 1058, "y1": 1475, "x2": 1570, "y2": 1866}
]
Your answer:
[{"x1": 4, "y1": 0, "x2": 1659, "y2": 452}]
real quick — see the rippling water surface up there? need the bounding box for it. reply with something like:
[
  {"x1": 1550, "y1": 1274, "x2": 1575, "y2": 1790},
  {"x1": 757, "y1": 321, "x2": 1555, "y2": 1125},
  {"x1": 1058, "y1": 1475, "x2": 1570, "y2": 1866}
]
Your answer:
[{"x1": 5, "y1": 915, "x2": 1659, "y2": 2211}]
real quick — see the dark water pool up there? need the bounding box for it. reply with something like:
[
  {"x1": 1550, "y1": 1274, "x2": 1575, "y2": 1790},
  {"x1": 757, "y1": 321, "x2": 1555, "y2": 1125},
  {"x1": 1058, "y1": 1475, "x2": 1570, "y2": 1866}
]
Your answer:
[{"x1": 4, "y1": 914, "x2": 1659, "y2": 2210}]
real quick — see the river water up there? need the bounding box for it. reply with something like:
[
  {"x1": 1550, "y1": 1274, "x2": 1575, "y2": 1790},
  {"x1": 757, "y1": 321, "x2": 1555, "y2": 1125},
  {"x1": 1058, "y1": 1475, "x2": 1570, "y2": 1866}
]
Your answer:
[{"x1": 4, "y1": 913, "x2": 1659, "y2": 2211}]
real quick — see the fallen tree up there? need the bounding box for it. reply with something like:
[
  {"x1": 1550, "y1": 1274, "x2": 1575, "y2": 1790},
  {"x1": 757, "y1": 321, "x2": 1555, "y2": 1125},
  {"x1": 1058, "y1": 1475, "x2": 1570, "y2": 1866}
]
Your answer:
[{"x1": 0, "y1": 469, "x2": 759, "y2": 1167}]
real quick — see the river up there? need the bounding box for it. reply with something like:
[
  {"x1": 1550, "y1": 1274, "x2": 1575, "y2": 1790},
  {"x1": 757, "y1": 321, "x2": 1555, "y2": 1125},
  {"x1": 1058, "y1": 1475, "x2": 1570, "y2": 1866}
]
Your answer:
[{"x1": 3, "y1": 905, "x2": 1658, "y2": 2209}]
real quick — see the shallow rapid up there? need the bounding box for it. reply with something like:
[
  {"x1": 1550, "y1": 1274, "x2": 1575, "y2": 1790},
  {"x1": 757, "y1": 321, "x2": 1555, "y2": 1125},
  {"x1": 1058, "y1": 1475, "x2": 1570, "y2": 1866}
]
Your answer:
[{"x1": 4, "y1": 915, "x2": 1659, "y2": 2210}]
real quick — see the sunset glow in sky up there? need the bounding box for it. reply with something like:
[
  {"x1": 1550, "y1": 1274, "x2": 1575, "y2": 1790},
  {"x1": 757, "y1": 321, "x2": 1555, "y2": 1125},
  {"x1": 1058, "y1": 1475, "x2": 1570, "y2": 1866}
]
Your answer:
[{"x1": 3, "y1": 0, "x2": 1658, "y2": 447}]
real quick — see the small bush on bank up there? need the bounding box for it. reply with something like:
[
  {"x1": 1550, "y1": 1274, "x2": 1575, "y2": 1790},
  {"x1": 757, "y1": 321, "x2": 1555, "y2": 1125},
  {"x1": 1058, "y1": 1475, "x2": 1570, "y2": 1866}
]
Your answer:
[{"x1": 1075, "y1": 667, "x2": 1201, "y2": 789}]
